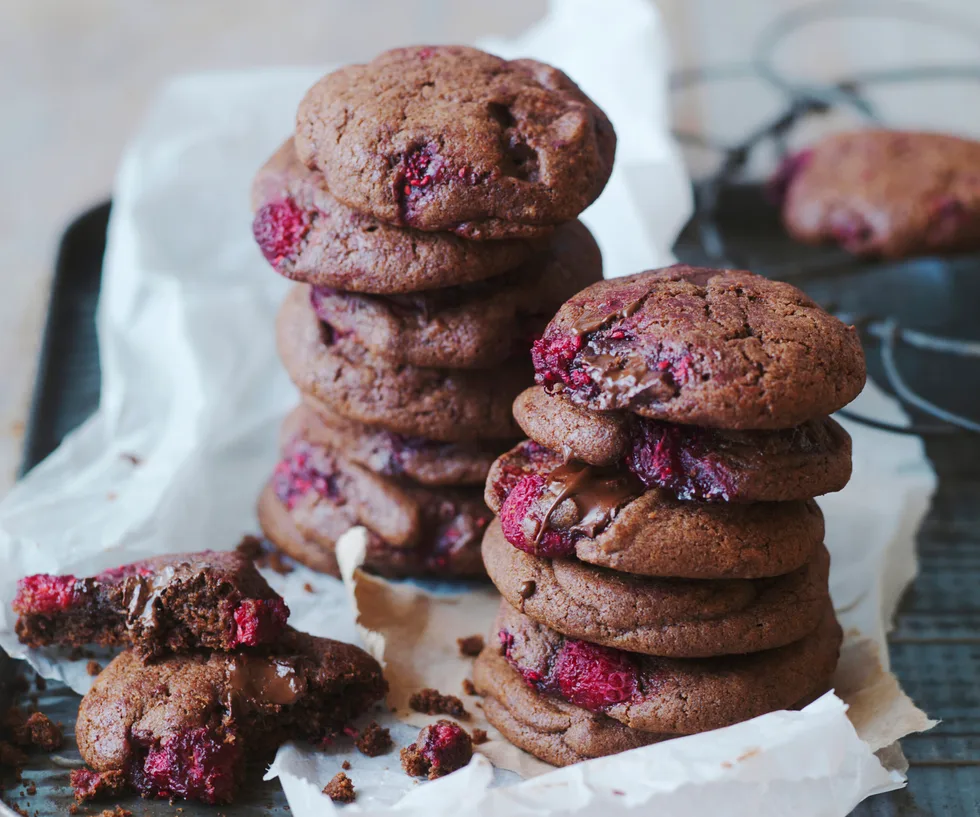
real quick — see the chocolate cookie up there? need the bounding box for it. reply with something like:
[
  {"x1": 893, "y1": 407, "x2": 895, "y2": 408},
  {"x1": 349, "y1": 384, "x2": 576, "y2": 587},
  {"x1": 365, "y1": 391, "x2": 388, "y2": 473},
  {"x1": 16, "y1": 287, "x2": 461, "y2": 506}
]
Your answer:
[
  {"x1": 278, "y1": 285, "x2": 526, "y2": 441},
  {"x1": 257, "y1": 429, "x2": 489, "y2": 578},
  {"x1": 473, "y1": 647, "x2": 662, "y2": 767},
  {"x1": 295, "y1": 46, "x2": 615, "y2": 239},
  {"x1": 513, "y1": 386, "x2": 852, "y2": 502},
  {"x1": 14, "y1": 551, "x2": 288, "y2": 659},
  {"x1": 252, "y1": 139, "x2": 540, "y2": 293},
  {"x1": 486, "y1": 440, "x2": 823, "y2": 578},
  {"x1": 532, "y1": 267, "x2": 866, "y2": 429},
  {"x1": 780, "y1": 130, "x2": 980, "y2": 258},
  {"x1": 289, "y1": 399, "x2": 498, "y2": 487},
  {"x1": 307, "y1": 220, "x2": 602, "y2": 369},
  {"x1": 495, "y1": 602, "x2": 840, "y2": 735},
  {"x1": 483, "y1": 519, "x2": 830, "y2": 657},
  {"x1": 75, "y1": 628, "x2": 385, "y2": 804}
]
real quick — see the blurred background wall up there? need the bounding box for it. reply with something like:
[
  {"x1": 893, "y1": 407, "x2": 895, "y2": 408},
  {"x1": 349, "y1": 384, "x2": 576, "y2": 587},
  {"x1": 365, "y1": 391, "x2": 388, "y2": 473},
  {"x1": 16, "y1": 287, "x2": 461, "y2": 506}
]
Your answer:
[{"x1": 2, "y1": 0, "x2": 979, "y2": 492}]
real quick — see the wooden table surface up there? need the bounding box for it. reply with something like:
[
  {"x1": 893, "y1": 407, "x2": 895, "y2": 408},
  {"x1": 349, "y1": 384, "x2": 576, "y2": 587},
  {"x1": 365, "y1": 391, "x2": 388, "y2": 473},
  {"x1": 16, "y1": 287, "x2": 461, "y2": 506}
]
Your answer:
[{"x1": 3, "y1": 0, "x2": 979, "y2": 493}]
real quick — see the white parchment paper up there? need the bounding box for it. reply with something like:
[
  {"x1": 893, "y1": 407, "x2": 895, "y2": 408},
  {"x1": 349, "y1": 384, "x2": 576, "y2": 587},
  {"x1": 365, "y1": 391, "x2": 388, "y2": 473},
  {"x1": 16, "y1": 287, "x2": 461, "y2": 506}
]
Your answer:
[{"x1": 0, "y1": 0, "x2": 936, "y2": 814}]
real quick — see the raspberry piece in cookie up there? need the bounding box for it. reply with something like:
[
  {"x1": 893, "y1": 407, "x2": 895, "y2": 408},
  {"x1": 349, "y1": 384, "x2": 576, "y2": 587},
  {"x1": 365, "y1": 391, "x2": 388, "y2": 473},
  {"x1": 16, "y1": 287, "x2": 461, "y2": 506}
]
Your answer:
[
  {"x1": 14, "y1": 550, "x2": 289, "y2": 659},
  {"x1": 252, "y1": 198, "x2": 312, "y2": 268},
  {"x1": 400, "y1": 720, "x2": 473, "y2": 780}
]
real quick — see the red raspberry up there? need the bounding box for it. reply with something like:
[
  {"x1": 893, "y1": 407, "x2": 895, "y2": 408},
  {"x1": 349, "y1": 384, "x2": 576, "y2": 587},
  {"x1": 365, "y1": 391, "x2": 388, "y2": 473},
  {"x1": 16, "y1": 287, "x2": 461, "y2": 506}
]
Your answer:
[
  {"x1": 498, "y1": 474, "x2": 575, "y2": 558},
  {"x1": 272, "y1": 442, "x2": 341, "y2": 510},
  {"x1": 399, "y1": 146, "x2": 445, "y2": 198},
  {"x1": 134, "y1": 727, "x2": 241, "y2": 804},
  {"x1": 97, "y1": 563, "x2": 154, "y2": 581},
  {"x1": 231, "y1": 597, "x2": 289, "y2": 647},
  {"x1": 628, "y1": 421, "x2": 735, "y2": 502},
  {"x1": 550, "y1": 639, "x2": 638, "y2": 712},
  {"x1": 531, "y1": 333, "x2": 586, "y2": 391},
  {"x1": 13, "y1": 574, "x2": 80, "y2": 614},
  {"x1": 252, "y1": 198, "x2": 312, "y2": 268}
]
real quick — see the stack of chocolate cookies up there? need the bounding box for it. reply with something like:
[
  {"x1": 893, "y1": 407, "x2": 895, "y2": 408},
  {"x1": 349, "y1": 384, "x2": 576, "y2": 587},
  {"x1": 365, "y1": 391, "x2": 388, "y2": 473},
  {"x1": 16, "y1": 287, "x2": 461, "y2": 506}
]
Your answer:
[
  {"x1": 12, "y1": 551, "x2": 386, "y2": 804},
  {"x1": 473, "y1": 267, "x2": 867, "y2": 765},
  {"x1": 250, "y1": 46, "x2": 615, "y2": 578}
]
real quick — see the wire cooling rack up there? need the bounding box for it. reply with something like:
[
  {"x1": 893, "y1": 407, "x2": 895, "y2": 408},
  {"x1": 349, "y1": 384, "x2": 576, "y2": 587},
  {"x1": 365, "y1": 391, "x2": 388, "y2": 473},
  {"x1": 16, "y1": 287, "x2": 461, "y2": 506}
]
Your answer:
[{"x1": 669, "y1": 0, "x2": 980, "y2": 437}]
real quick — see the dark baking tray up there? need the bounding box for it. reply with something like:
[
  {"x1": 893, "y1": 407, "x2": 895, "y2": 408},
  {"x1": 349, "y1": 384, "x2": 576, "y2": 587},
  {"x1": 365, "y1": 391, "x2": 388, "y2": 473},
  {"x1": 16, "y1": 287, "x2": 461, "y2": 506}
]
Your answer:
[
  {"x1": 3, "y1": 194, "x2": 980, "y2": 816},
  {"x1": 3, "y1": 203, "x2": 291, "y2": 817}
]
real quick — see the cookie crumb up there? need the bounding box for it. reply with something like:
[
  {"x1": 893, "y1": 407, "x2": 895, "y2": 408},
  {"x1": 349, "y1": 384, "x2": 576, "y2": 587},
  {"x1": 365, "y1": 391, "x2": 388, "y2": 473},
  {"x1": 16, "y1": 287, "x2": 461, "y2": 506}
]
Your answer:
[
  {"x1": 99, "y1": 808, "x2": 131, "y2": 817},
  {"x1": 456, "y1": 635, "x2": 484, "y2": 657},
  {"x1": 23, "y1": 779, "x2": 37, "y2": 796},
  {"x1": 70, "y1": 769, "x2": 127, "y2": 803},
  {"x1": 86, "y1": 661, "x2": 102, "y2": 677},
  {"x1": 409, "y1": 688, "x2": 468, "y2": 720},
  {"x1": 401, "y1": 720, "x2": 473, "y2": 780},
  {"x1": 13, "y1": 713, "x2": 62, "y2": 751},
  {"x1": 470, "y1": 728, "x2": 488, "y2": 745},
  {"x1": 322, "y1": 772, "x2": 355, "y2": 803},
  {"x1": 400, "y1": 744, "x2": 428, "y2": 779},
  {"x1": 236, "y1": 534, "x2": 263, "y2": 560},
  {"x1": 68, "y1": 805, "x2": 80, "y2": 815},
  {"x1": 303, "y1": 583, "x2": 314, "y2": 593},
  {"x1": 354, "y1": 721, "x2": 392, "y2": 758},
  {"x1": 461, "y1": 679, "x2": 476, "y2": 696},
  {"x1": 341, "y1": 760, "x2": 351, "y2": 771},
  {"x1": 120, "y1": 453, "x2": 142, "y2": 466}
]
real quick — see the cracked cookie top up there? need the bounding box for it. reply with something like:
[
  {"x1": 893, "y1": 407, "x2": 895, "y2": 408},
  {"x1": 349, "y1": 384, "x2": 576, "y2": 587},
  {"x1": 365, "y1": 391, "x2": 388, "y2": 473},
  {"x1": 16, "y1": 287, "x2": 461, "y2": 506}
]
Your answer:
[
  {"x1": 252, "y1": 139, "x2": 540, "y2": 292},
  {"x1": 531, "y1": 266, "x2": 866, "y2": 429},
  {"x1": 295, "y1": 45, "x2": 616, "y2": 239}
]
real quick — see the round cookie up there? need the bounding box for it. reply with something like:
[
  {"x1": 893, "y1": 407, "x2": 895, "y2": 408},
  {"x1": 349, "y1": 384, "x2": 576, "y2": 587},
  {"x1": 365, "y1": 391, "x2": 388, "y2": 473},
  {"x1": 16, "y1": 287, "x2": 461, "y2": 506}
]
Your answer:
[
  {"x1": 295, "y1": 45, "x2": 616, "y2": 239},
  {"x1": 258, "y1": 429, "x2": 489, "y2": 578},
  {"x1": 291, "y1": 398, "x2": 499, "y2": 487},
  {"x1": 513, "y1": 386, "x2": 853, "y2": 502},
  {"x1": 531, "y1": 266, "x2": 866, "y2": 429},
  {"x1": 780, "y1": 130, "x2": 980, "y2": 259},
  {"x1": 482, "y1": 518, "x2": 830, "y2": 657},
  {"x1": 494, "y1": 601, "x2": 841, "y2": 735},
  {"x1": 75, "y1": 628, "x2": 385, "y2": 804},
  {"x1": 308, "y1": 220, "x2": 602, "y2": 369},
  {"x1": 473, "y1": 647, "x2": 662, "y2": 767},
  {"x1": 486, "y1": 440, "x2": 823, "y2": 579},
  {"x1": 252, "y1": 139, "x2": 541, "y2": 293},
  {"x1": 277, "y1": 284, "x2": 527, "y2": 441}
]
